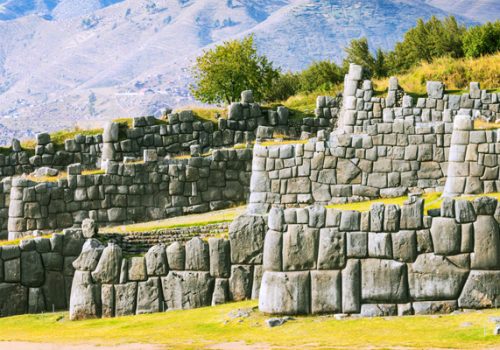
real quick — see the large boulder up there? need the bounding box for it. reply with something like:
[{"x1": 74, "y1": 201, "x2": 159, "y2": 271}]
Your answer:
[
  {"x1": 69, "y1": 271, "x2": 100, "y2": 320},
  {"x1": 91, "y1": 243, "x2": 122, "y2": 284},
  {"x1": 458, "y1": 271, "x2": 500, "y2": 308},
  {"x1": 259, "y1": 271, "x2": 310, "y2": 315},
  {"x1": 127, "y1": 257, "x2": 147, "y2": 281},
  {"x1": 43, "y1": 271, "x2": 66, "y2": 311},
  {"x1": 166, "y1": 242, "x2": 185, "y2": 270},
  {"x1": 229, "y1": 214, "x2": 267, "y2": 264},
  {"x1": 471, "y1": 216, "x2": 500, "y2": 269},
  {"x1": 145, "y1": 244, "x2": 168, "y2": 276},
  {"x1": 317, "y1": 228, "x2": 345, "y2": 269},
  {"x1": 361, "y1": 259, "x2": 408, "y2": 302},
  {"x1": 430, "y1": 218, "x2": 461, "y2": 255},
  {"x1": 21, "y1": 251, "x2": 45, "y2": 287},
  {"x1": 72, "y1": 239, "x2": 104, "y2": 271},
  {"x1": 342, "y1": 259, "x2": 361, "y2": 313},
  {"x1": 162, "y1": 271, "x2": 214, "y2": 310},
  {"x1": 408, "y1": 253, "x2": 469, "y2": 300},
  {"x1": 0, "y1": 283, "x2": 27, "y2": 316},
  {"x1": 311, "y1": 270, "x2": 341, "y2": 314},
  {"x1": 82, "y1": 219, "x2": 98, "y2": 239},
  {"x1": 114, "y1": 282, "x2": 137, "y2": 317},
  {"x1": 185, "y1": 237, "x2": 210, "y2": 271},
  {"x1": 263, "y1": 230, "x2": 282, "y2": 272},
  {"x1": 229, "y1": 265, "x2": 253, "y2": 301},
  {"x1": 136, "y1": 277, "x2": 163, "y2": 314},
  {"x1": 283, "y1": 225, "x2": 318, "y2": 271},
  {"x1": 208, "y1": 238, "x2": 230, "y2": 278}
]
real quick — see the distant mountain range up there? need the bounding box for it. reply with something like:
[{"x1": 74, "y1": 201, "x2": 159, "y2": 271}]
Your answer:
[{"x1": 0, "y1": 0, "x2": 495, "y2": 142}]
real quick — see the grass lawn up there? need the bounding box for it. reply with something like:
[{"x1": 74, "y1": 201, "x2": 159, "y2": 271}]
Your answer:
[
  {"x1": 100, "y1": 205, "x2": 246, "y2": 233},
  {"x1": 0, "y1": 301, "x2": 498, "y2": 349},
  {"x1": 326, "y1": 192, "x2": 500, "y2": 214}
]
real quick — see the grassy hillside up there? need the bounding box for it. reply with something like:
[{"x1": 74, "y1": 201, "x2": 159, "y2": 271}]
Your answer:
[
  {"x1": 373, "y1": 53, "x2": 500, "y2": 95},
  {"x1": 0, "y1": 301, "x2": 498, "y2": 349}
]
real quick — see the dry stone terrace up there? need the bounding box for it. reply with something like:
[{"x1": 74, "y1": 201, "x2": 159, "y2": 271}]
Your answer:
[{"x1": 0, "y1": 64, "x2": 498, "y2": 320}]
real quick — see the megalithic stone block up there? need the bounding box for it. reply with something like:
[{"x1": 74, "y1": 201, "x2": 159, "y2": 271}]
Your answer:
[
  {"x1": 342, "y1": 259, "x2": 361, "y2": 314},
  {"x1": 259, "y1": 271, "x2": 310, "y2": 315}
]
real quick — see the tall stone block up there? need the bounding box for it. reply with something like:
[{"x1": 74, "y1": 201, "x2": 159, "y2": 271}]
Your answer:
[
  {"x1": 259, "y1": 271, "x2": 310, "y2": 315},
  {"x1": 361, "y1": 259, "x2": 408, "y2": 303},
  {"x1": 342, "y1": 259, "x2": 361, "y2": 314},
  {"x1": 311, "y1": 270, "x2": 341, "y2": 314}
]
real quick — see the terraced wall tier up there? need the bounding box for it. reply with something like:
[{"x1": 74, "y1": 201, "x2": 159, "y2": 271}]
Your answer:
[{"x1": 259, "y1": 197, "x2": 500, "y2": 316}]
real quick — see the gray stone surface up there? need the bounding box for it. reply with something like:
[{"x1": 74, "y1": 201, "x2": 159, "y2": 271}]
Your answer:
[
  {"x1": 471, "y1": 215, "x2": 500, "y2": 269},
  {"x1": 283, "y1": 225, "x2": 318, "y2": 271},
  {"x1": 185, "y1": 237, "x2": 210, "y2": 271},
  {"x1": 413, "y1": 301, "x2": 457, "y2": 315},
  {"x1": 430, "y1": 218, "x2": 461, "y2": 255},
  {"x1": 263, "y1": 230, "x2": 282, "y2": 272},
  {"x1": 317, "y1": 228, "x2": 345, "y2": 269},
  {"x1": 259, "y1": 271, "x2": 310, "y2": 315},
  {"x1": 458, "y1": 270, "x2": 500, "y2": 308},
  {"x1": 91, "y1": 243, "x2": 122, "y2": 284},
  {"x1": 311, "y1": 270, "x2": 341, "y2": 314},
  {"x1": 114, "y1": 282, "x2": 137, "y2": 317},
  {"x1": 69, "y1": 271, "x2": 100, "y2": 320},
  {"x1": 0, "y1": 283, "x2": 27, "y2": 316},
  {"x1": 342, "y1": 259, "x2": 361, "y2": 313},
  {"x1": 408, "y1": 253, "x2": 469, "y2": 300},
  {"x1": 229, "y1": 214, "x2": 266, "y2": 264},
  {"x1": 162, "y1": 271, "x2": 214, "y2": 310},
  {"x1": 166, "y1": 242, "x2": 185, "y2": 270},
  {"x1": 361, "y1": 304, "x2": 397, "y2": 317},
  {"x1": 145, "y1": 244, "x2": 168, "y2": 276},
  {"x1": 208, "y1": 238, "x2": 230, "y2": 278},
  {"x1": 72, "y1": 239, "x2": 104, "y2": 271},
  {"x1": 21, "y1": 251, "x2": 44, "y2": 287},
  {"x1": 128, "y1": 257, "x2": 147, "y2": 281},
  {"x1": 136, "y1": 277, "x2": 162, "y2": 314},
  {"x1": 361, "y1": 259, "x2": 407, "y2": 302},
  {"x1": 229, "y1": 265, "x2": 253, "y2": 301}
]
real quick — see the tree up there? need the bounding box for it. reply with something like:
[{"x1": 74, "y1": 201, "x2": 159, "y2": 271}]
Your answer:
[
  {"x1": 298, "y1": 60, "x2": 344, "y2": 92},
  {"x1": 463, "y1": 21, "x2": 500, "y2": 58},
  {"x1": 263, "y1": 71, "x2": 301, "y2": 102},
  {"x1": 343, "y1": 38, "x2": 375, "y2": 78},
  {"x1": 190, "y1": 35, "x2": 279, "y2": 104}
]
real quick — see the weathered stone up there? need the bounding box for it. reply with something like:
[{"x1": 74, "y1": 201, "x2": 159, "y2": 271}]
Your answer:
[
  {"x1": 212, "y1": 278, "x2": 229, "y2": 306},
  {"x1": 251, "y1": 265, "x2": 263, "y2": 300},
  {"x1": 114, "y1": 282, "x2": 137, "y2": 317},
  {"x1": 62, "y1": 229, "x2": 85, "y2": 257},
  {"x1": 145, "y1": 244, "x2": 168, "y2": 276},
  {"x1": 91, "y1": 243, "x2": 122, "y2": 284},
  {"x1": 82, "y1": 218, "x2": 98, "y2": 238},
  {"x1": 229, "y1": 214, "x2": 266, "y2": 264},
  {"x1": 283, "y1": 225, "x2": 318, "y2": 270},
  {"x1": 28, "y1": 288, "x2": 46, "y2": 314},
  {"x1": 4, "y1": 258, "x2": 20, "y2": 282},
  {"x1": 166, "y1": 242, "x2": 185, "y2": 270},
  {"x1": 185, "y1": 237, "x2": 210, "y2": 271},
  {"x1": 339, "y1": 210, "x2": 361, "y2": 231},
  {"x1": 101, "y1": 284, "x2": 114, "y2": 318},
  {"x1": 336, "y1": 159, "x2": 361, "y2": 184},
  {"x1": 361, "y1": 304, "x2": 397, "y2": 317},
  {"x1": 229, "y1": 265, "x2": 253, "y2": 301},
  {"x1": 473, "y1": 197, "x2": 498, "y2": 215},
  {"x1": 0, "y1": 283, "x2": 27, "y2": 316},
  {"x1": 162, "y1": 271, "x2": 214, "y2": 310},
  {"x1": 136, "y1": 277, "x2": 163, "y2": 314},
  {"x1": 471, "y1": 215, "x2": 500, "y2": 269},
  {"x1": 427, "y1": 81, "x2": 444, "y2": 99},
  {"x1": 21, "y1": 251, "x2": 44, "y2": 287},
  {"x1": 308, "y1": 205, "x2": 326, "y2": 228},
  {"x1": 408, "y1": 253, "x2": 469, "y2": 300},
  {"x1": 430, "y1": 217, "x2": 461, "y2": 255},
  {"x1": 311, "y1": 270, "x2": 341, "y2": 314},
  {"x1": 263, "y1": 230, "x2": 282, "y2": 272},
  {"x1": 317, "y1": 228, "x2": 345, "y2": 269},
  {"x1": 208, "y1": 238, "x2": 230, "y2": 278},
  {"x1": 268, "y1": 207, "x2": 285, "y2": 231},
  {"x1": 400, "y1": 198, "x2": 423, "y2": 229},
  {"x1": 370, "y1": 204, "x2": 384, "y2": 232},
  {"x1": 128, "y1": 257, "x2": 147, "y2": 281},
  {"x1": 346, "y1": 232, "x2": 368, "y2": 258},
  {"x1": 342, "y1": 259, "x2": 361, "y2": 313},
  {"x1": 368, "y1": 232, "x2": 392, "y2": 258},
  {"x1": 413, "y1": 301, "x2": 457, "y2": 315},
  {"x1": 72, "y1": 239, "x2": 104, "y2": 271},
  {"x1": 259, "y1": 271, "x2": 310, "y2": 315},
  {"x1": 361, "y1": 259, "x2": 408, "y2": 302},
  {"x1": 458, "y1": 271, "x2": 500, "y2": 308},
  {"x1": 392, "y1": 231, "x2": 417, "y2": 262},
  {"x1": 455, "y1": 200, "x2": 476, "y2": 223},
  {"x1": 43, "y1": 271, "x2": 66, "y2": 311},
  {"x1": 69, "y1": 271, "x2": 100, "y2": 320},
  {"x1": 103, "y1": 122, "x2": 119, "y2": 142}
]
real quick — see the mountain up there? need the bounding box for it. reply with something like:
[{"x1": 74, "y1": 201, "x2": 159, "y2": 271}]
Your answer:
[
  {"x1": 0, "y1": 0, "x2": 487, "y2": 142},
  {"x1": 423, "y1": 0, "x2": 500, "y2": 23}
]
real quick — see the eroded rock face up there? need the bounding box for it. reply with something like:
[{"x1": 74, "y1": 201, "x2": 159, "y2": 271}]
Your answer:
[
  {"x1": 136, "y1": 277, "x2": 163, "y2": 314},
  {"x1": 229, "y1": 214, "x2": 266, "y2": 264},
  {"x1": 114, "y1": 282, "x2": 137, "y2": 317},
  {"x1": 72, "y1": 239, "x2": 104, "y2": 271},
  {"x1": 471, "y1": 216, "x2": 500, "y2": 269},
  {"x1": 258, "y1": 271, "x2": 310, "y2": 315},
  {"x1": 145, "y1": 244, "x2": 168, "y2": 276},
  {"x1": 458, "y1": 271, "x2": 500, "y2": 308},
  {"x1": 361, "y1": 259, "x2": 408, "y2": 303},
  {"x1": 161, "y1": 271, "x2": 214, "y2": 310},
  {"x1": 91, "y1": 243, "x2": 122, "y2": 284},
  {"x1": 408, "y1": 253, "x2": 469, "y2": 301},
  {"x1": 0, "y1": 283, "x2": 27, "y2": 316},
  {"x1": 69, "y1": 271, "x2": 100, "y2": 321}
]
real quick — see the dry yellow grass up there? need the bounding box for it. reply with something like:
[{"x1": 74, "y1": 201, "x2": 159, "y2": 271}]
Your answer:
[
  {"x1": 0, "y1": 233, "x2": 53, "y2": 247},
  {"x1": 100, "y1": 205, "x2": 247, "y2": 233},
  {"x1": 474, "y1": 118, "x2": 500, "y2": 130},
  {"x1": 373, "y1": 53, "x2": 500, "y2": 95},
  {"x1": 260, "y1": 139, "x2": 308, "y2": 147}
]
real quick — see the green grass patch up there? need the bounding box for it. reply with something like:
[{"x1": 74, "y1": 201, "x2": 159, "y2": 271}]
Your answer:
[
  {"x1": 101, "y1": 206, "x2": 246, "y2": 234},
  {"x1": 0, "y1": 301, "x2": 498, "y2": 349},
  {"x1": 0, "y1": 234, "x2": 53, "y2": 247}
]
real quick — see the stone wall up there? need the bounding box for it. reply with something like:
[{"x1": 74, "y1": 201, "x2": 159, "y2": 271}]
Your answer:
[
  {"x1": 444, "y1": 115, "x2": 500, "y2": 196},
  {"x1": 248, "y1": 117, "x2": 452, "y2": 213},
  {"x1": 259, "y1": 196, "x2": 500, "y2": 316},
  {"x1": 0, "y1": 229, "x2": 84, "y2": 317},
  {"x1": 69, "y1": 214, "x2": 267, "y2": 320},
  {"x1": 7, "y1": 148, "x2": 252, "y2": 239}
]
